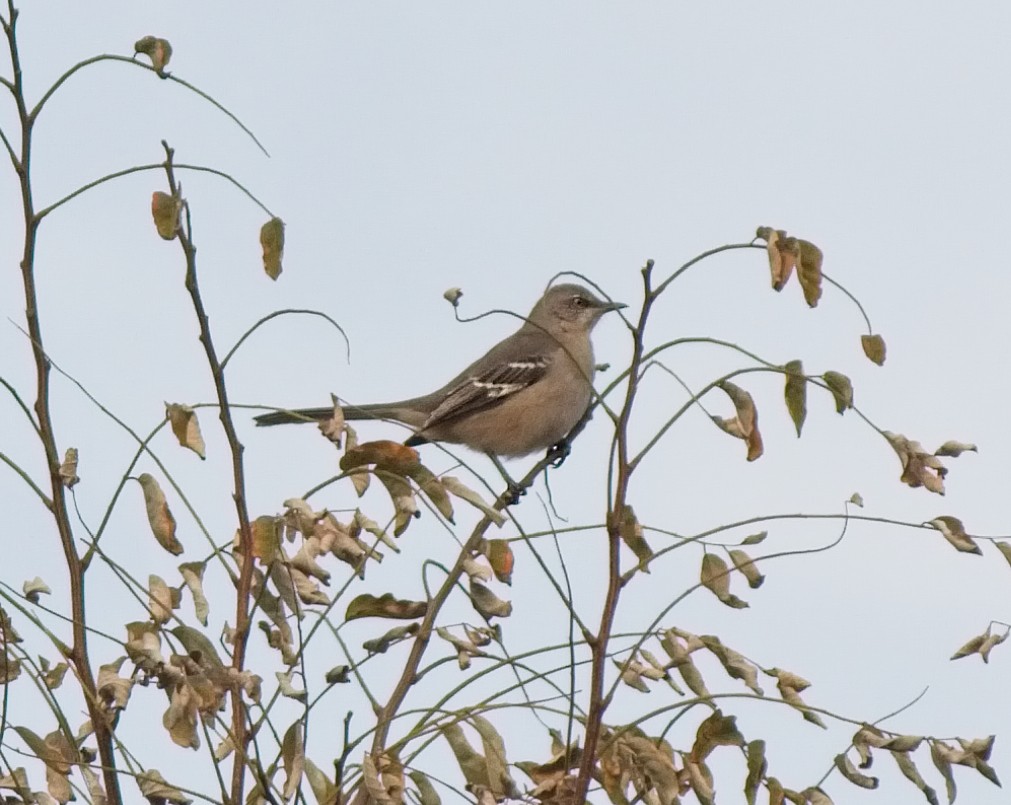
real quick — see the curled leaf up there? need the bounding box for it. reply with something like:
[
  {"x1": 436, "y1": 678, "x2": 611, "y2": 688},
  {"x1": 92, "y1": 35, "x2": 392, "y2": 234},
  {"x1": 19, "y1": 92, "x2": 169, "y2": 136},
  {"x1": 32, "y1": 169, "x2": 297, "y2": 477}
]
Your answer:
[
  {"x1": 137, "y1": 473, "x2": 182, "y2": 555},
  {"x1": 884, "y1": 432, "x2": 946, "y2": 495},
  {"x1": 700, "y1": 553, "x2": 748, "y2": 609},
  {"x1": 935, "y1": 440, "x2": 977, "y2": 458},
  {"x1": 134, "y1": 36, "x2": 173, "y2": 74},
  {"x1": 712, "y1": 380, "x2": 763, "y2": 461},
  {"x1": 443, "y1": 287, "x2": 463, "y2": 306},
  {"x1": 260, "y1": 217, "x2": 285, "y2": 280}
]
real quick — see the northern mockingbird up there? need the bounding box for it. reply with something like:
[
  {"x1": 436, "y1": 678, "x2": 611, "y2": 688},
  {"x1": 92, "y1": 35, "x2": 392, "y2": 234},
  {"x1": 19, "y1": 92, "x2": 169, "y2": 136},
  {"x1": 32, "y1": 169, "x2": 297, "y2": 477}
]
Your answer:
[{"x1": 254, "y1": 283, "x2": 625, "y2": 458}]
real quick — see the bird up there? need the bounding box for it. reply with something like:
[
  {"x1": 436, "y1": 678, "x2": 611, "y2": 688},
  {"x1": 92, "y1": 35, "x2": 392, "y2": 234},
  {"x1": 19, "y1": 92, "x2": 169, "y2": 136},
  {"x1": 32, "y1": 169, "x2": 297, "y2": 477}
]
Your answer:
[{"x1": 254, "y1": 283, "x2": 625, "y2": 458}]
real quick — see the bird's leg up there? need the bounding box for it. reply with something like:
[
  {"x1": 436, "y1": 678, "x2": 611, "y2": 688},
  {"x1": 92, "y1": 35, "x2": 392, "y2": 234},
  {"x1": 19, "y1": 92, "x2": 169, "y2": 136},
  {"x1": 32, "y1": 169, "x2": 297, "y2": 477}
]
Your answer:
[
  {"x1": 546, "y1": 439, "x2": 571, "y2": 467},
  {"x1": 488, "y1": 453, "x2": 526, "y2": 505}
]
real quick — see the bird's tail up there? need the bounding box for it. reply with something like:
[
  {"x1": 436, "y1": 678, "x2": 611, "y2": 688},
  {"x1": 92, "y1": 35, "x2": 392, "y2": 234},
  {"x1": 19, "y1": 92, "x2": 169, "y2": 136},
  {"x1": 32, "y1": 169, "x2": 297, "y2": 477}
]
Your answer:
[
  {"x1": 254, "y1": 402, "x2": 419, "y2": 428},
  {"x1": 253, "y1": 407, "x2": 333, "y2": 426}
]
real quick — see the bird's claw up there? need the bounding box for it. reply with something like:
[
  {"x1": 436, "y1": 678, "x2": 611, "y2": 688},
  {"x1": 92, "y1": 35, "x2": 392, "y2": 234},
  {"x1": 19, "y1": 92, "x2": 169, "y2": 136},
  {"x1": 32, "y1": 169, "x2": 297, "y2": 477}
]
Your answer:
[
  {"x1": 547, "y1": 439, "x2": 571, "y2": 468},
  {"x1": 502, "y1": 482, "x2": 527, "y2": 506}
]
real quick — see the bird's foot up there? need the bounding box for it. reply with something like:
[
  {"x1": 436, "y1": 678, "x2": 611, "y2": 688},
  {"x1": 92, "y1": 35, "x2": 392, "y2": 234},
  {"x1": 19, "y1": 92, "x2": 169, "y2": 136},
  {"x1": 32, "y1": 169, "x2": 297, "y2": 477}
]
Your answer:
[
  {"x1": 501, "y1": 482, "x2": 527, "y2": 506},
  {"x1": 547, "y1": 439, "x2": 571, "y2": 468}
]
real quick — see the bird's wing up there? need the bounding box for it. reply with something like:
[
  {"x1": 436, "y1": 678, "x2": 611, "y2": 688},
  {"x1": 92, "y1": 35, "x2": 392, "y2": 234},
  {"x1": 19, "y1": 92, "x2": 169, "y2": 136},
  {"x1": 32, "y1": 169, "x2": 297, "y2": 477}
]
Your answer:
[{"x1": 420, "y1": 355, "x2": 551, "y2": 431}]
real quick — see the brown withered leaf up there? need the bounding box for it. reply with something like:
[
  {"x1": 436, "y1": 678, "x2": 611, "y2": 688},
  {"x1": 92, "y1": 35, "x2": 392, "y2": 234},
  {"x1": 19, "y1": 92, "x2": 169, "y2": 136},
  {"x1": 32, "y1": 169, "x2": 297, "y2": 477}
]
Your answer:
[
  {"x1": 783, "y1": 360, "x2": 806, "y2": 436},
  {"x1": 375, "y1": 470, "x2": 420, "y2": 537},
  {"x1": 148, "y1": 574, "x2": 179, "y2": 625},
  {"x1": 470, "y1": 581, "x2": 513, "y2": 620},
  {"x1": 686, "y1": 759, "x2": 715, "y2": 805},
  {"x1": 345, "y1": 593, "x2": 427, "y2": 621},
  {"x1": 617, "y1": 504, "x2": 653, "y2": 571},
  {"x1": 281, "y1": 721, "x2": 305, "y2": 802},
  {"x1": 137, "y1": 473, "x2": 182, "y2": 555},
  {"x1": 366, "y1": 623, "x2": 420, "y2": 655},
  {"x1": 929, "y1": 516, "x2": 981, "y2": 555},
  {"x1": 712, "y1": 380, "x2": 763, "y2": 461},
  {"x1": 134, "y1": 36, "x2": 173, "y2": 73},
  {"x1": 405, "y1": 464, "x2": 454, "y2": 523},
  {"x1": 343, "y1": 424, "x2": 370, "y2": 496},
  {"x1": 137, "y1": 769, "x2": 189, "y2": 804},
  {"x1": 23, "y1": 577, "x2": 51, "y2": 604},
  {"x1": 151, "y1": 191, "x2": 181, "y2": 240},
  {"x1": 994, "y1": 542, "x2": 1011, "y2": 570},
  {"x1": 700, "y1": 634, "x2": 763, "y2": 694},
  {"x1": 758, "y1": 227, "x2": 794, "y2": 291},
  {"x1": 745, "y1": 740, "x2": 767, "y2": 805},
  {"x1": 700, "y1": 553, "x2": 748, "y2": 609},
  {"x1": 741, "y1": 530, "x2": 767, "y2": 545},
  {"x1": 822, "y1": 371, "x2": 854, "y2": 414},
  {"x1": 796, "y1": 239, "x2": 823, "y2": 307},
  {"x1": 317, "y1": 394, "x2": 345, "y2": 445},
  {"x1": 342, "y1": 440, "x2": 420, "y2": 473},
  {"x1": 770, "y1": 668, "x2": 825, "y2": 729},
  {"x1": 951, "y1": 626, "x2": 1008, "y2": 663},
  {"x1": 441, "y1": 723, "x2": 490, "y2": 790},
  {"x1": 884, "y1": 432, "x2": 946, "y2": 495},
  {"x1": 165, "y1": 403, "x2": 206, "y2": 459},
  {"x1": 58, "y1": 447, "x2": 79, "y2": 488},
  {"x1": 935, "y1": 440, "x2": 978, "y2": 458},
  {"x1": 260, "y1": 217, "x2": 285, "y2": 280},
  {"x1": 691, "y1": 710, "x2": 744, "y2": 761},
  {"x1": 861, "y1": 334, "x2": 887, "y2": 366},
  {"x1": 441, "y1": 476, "x2": 506, "y2": 526},
  {"x1": 250, "y1": 515, "x2": 282, "y2": 562},
  {"x1": 834, "y1": 752, "x2": 878, "y2": 789},
  {"x1": 483, "y1": 539, "x2": 514, "y2": 584},
  {"x1": 890, "y1": 751, "x2": 937, "y2": 805},
  {"x1": 728, "y1": 549, "x2": 764, "y2": 589},
  {"x1": 929, "y1": 742, "x2": 957, "y2": 804},
  {"x1": 179, "y1": 562, "x2": 209, "y2": 625}
]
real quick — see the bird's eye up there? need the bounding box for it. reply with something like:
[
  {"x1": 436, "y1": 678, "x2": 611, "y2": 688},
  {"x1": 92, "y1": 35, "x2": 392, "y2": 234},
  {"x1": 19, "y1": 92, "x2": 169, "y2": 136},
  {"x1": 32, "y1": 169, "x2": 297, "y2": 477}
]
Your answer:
[{"x1": 572, "y1": 296, "x2": 588, "y2": 308}]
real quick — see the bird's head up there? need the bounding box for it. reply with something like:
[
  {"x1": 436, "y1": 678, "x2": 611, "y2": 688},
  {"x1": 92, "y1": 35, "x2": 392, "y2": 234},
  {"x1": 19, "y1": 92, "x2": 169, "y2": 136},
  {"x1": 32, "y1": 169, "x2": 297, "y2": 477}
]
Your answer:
[{"x1": 534, "y1": 283, "x2": 626, "y2": 331}]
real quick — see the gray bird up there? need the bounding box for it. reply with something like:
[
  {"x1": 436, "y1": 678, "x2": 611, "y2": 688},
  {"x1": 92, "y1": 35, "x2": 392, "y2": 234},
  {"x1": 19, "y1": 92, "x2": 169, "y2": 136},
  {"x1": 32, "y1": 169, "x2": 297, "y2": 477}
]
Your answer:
[{"x1": 254, "y1": 283, "x2": 625, "y2": 458}]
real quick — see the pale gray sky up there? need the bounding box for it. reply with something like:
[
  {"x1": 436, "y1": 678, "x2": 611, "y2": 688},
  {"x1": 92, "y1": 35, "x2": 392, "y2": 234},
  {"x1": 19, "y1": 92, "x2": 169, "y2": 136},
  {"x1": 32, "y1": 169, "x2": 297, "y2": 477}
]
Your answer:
[{"x1": 2, "y1": 3, "x2": 1008, "y2": 803}]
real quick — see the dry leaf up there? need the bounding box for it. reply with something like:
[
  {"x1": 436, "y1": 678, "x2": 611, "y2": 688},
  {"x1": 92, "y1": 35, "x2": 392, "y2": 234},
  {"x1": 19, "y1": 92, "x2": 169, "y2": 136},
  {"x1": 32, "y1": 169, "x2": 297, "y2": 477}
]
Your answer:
[
  {"x1": 728, "y1": 549, "x2": 764, "y2": 588},
  {"x1": 884, "y1": 432, "x2": 946, "y2": 495},
  {"x1": 345, "y1": 593, "x2": 427, "y2": 621},
  {"x1": 23, "y1": 577, "x2": 51, "y2": 603},
  {"x1": 134, "y1": 36, "x2": 173, "y2": 73},
  {"x1": 712, "y1": 380, "x2": 763, "y2": 461},
  {"x1": 617, "y1": 504, "x2": 653, "y2": 570},
  {"x1": 137, "y1": 473, "x2": 182, "y2": 555},
  {"x1": 150, "y1": 191, "x2": 181, "y2": 240},
  {"x1": 929, "y1": 515, "x2": 981, "y2": 555},
  {"x1": 861, "y1": 334, "x2": 887, "y2": 366},
  {"x1": 260, "y1": 217, "x2": 285, "y2": 280},
  {"x1": 822, "y1": 371, "x2": 854, "y2": 414},
  {"x1": 318, "y1": 393, "x2": 345, "y2": 445},
  {"x1": 470, "y1": 581, "x2": 513, "y2": 620},
  {"x1": 442, "y1": 476, "x2": 506, "y2": 526},
  {"x1": 783, "y1": 360, "x2": 806, "y2": 436},
  {"x1": 443, "y1": 287, "x2": 463, "y2": 306},
  {"x1": 483, "y1": 539, "x2": 514, "y2": 584},
  {"x1": 935, "y1": 440, "x2": 977, "y2": 457},
  {"x1": 165, "y1": 403, "x2": 206, "y2": 459},
  {"x1": 796, "y1": 239, "x2": 823, "y2": 307},
  {"x1": 700, "y1": 553, "x2": 748, "y2": 609},
  {"x1": 58, "y1": 448, "x2": 79, "y2": 488}
]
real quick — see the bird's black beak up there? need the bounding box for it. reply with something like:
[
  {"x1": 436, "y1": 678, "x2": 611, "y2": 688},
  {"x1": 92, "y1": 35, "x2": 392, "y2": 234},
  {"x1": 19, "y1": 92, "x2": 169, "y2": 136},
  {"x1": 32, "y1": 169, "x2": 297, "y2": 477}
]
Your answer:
[{"x1": 599, "y1": 300, "x2": 627, "y2": 312}]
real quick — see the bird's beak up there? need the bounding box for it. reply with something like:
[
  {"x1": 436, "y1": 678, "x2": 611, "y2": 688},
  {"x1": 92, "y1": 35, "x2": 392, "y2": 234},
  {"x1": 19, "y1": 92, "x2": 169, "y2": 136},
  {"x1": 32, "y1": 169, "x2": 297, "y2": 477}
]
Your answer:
[{"x1": 599, "y1": 300, "x2": 627, "y2": 312}]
